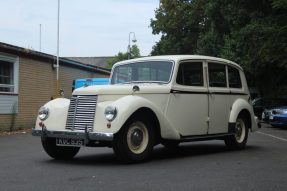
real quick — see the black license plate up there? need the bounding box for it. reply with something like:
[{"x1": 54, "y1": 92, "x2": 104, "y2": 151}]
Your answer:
[{"x1": 56, "y1": 138, "x2": 84, "y2": 147}]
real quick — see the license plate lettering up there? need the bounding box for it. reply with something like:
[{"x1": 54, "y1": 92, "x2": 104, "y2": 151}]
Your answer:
[{"x1": 56, "y1": 138, "x2": 84, "y2": 147}]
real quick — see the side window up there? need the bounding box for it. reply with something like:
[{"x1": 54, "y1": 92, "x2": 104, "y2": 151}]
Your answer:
[
  {"x1": 176, "y1": 62, "x2": 203, "y2": 86},
  {"x1": 208, "y1": 63, "x2": 227, "y2": 87},
  {"x1": 228, "y1": 66, "x2": 242, "y2": 88}
]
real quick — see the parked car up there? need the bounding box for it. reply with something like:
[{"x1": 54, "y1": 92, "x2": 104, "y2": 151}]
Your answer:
[
  {"x1": 262, "y1": 106, "x2": 287, "y2": 127},
  {"x1": 252, "y1": 97, "x2": 287, "y2": 119},
  {"x1": 32, "y1": 55, "x2": 259, "y2": 163}
]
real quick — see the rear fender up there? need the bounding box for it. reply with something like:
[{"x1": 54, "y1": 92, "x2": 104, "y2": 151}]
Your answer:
[{"x1": 229, "y1": 98, "x2": 258, "y2": 132}]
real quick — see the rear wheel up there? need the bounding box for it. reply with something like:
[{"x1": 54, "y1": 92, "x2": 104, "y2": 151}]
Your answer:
[
  {"x1": 224, "y1": 115, "x2": 249, "y2": 150},
  {"x1": 113, "y1": 115, "x2": 155, "y2": 163},
  {"x1": 41, "y1": 137, "x2": 80, "y2": 160}
]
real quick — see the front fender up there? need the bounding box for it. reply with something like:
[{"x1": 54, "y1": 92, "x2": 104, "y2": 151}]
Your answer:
[
  {"x1": 100, "y1": 95, "x2": 180, "y2": 140},
  {"x1": 35, "y1": 98, "x2": 70, "y2": 131},
  {"x1": 229, "y1": 98, "x2": 258, "y2": 131}
]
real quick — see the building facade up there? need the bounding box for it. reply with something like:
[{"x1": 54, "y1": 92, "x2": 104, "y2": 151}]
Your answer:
[
  {"x1": 65, "y1": 57, "x2": 112, "y2": 68},
  {"x1": 0, "y1": 43, "x2": 110, "y2": 131}
]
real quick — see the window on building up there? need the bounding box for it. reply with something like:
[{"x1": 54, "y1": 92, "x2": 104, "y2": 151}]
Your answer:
[
  {"x1": 0, "y1": 54, "x2": 18, "y2": 114},
  {"x1": 0, "y1": 60, "x2": 14, "y2": 92},
  {"x1": 208, "y1": 63, "x2": 227, "y2": 87},
  {"x1": 176, "y1": 62, "x2": 204, "y2": 86}
]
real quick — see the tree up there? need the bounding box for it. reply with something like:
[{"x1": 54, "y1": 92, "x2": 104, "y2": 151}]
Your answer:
[
  {"x1": 151, "y1": 0, "x2": 287, "y2": 97},
  {"x1": 150, "y1": 0, "x2": 205, "y2": 55},
  {"x1": 106, "y1": 45, "x2": 141, "y2": 68}
]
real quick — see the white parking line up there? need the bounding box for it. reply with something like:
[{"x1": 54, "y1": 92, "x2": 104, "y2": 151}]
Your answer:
[{"x1": 256, "y1": 131, "x2": 287, "y2": 142}]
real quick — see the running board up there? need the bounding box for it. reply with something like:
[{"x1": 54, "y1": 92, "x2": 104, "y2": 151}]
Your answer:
[{"x1": 179, "y1": 133, "x2": 234, "y2": 142}]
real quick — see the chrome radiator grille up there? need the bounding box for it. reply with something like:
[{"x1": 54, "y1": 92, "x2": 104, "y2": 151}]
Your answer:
[{"x1": 66, "y1": 95, "x2": 97, "y2": 131}]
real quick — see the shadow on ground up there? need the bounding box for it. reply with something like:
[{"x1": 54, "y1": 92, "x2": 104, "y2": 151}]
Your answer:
[
  {"x1": 264, "y1": 124, "x2": 287, "y2": 130},
  {"x1": 43, "y1": 142, "x2": 261, "y2": 166}
]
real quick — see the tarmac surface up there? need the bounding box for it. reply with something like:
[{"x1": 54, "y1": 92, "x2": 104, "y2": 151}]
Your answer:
[{"x1": 0, "y1": 124, "x2": 286, "y2": 191}]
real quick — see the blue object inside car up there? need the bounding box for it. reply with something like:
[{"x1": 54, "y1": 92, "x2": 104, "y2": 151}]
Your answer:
[{"x1": 72, "y1": 78, "x2": 109, "y2": 91}]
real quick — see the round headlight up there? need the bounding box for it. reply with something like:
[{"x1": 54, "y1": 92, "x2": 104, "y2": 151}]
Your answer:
[
  {"x1": 38, "y1": 106, "x2": 49, "y2": 121},
  {"x1": 104, "y1": 106, "x2": 117, "y2": 122}
]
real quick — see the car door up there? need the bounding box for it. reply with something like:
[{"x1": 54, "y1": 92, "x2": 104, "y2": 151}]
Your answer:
[
  {"x1": 207, "y1": 62, "x2": 230, "y2": 134},
  {"x1": 166, "y1": 61, "x2": 209, "y2": 136}
]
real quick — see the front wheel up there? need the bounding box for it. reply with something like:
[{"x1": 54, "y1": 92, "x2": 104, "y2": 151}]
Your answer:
[
  {"x1": 224, "y1": 115, "x2": 249, "y2": 150},
  {"x1": 113, "y1": 115, "x2": 155, "y2": 163},
  {"x1": 41, "y1": 137, "x2": 80, "y2": 160}
]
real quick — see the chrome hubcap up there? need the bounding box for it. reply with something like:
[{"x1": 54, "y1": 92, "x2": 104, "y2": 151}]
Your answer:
[
  {"x1": 235, "y1": 118, "x2": 245, "y2": 143},
  {"x1": 235, "y1": 125, "x2": 242, "y2": 139},
  {"x1": 131, "y1": 129, "x2": 143, "y2": 147},
  {"x1": 127, "y1": 121, "x2": 149, "y2": 154}
]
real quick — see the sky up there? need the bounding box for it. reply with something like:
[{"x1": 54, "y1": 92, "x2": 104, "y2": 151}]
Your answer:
[{"x1": 0, "y1": 0, "x2": 160, "y2": 57}]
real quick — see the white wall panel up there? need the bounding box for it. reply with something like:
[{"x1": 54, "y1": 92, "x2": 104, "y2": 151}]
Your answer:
[{"x1": 0, "y1": 95, "x2": 18, "y2": 114}]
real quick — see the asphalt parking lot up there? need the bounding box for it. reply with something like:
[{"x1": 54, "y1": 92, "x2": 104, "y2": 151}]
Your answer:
[{"x1": 0, "y1": 124, "x2": 286, "y2": 191}]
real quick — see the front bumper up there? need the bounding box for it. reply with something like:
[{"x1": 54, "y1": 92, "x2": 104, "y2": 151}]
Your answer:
[{"x1": 32, "y1": 127, "x2": 114, "y2": 141}]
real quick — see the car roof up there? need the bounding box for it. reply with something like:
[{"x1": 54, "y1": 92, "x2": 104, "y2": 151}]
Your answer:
[{"x1": 113, "y1": 55, "x2": 243, "y2": 70}]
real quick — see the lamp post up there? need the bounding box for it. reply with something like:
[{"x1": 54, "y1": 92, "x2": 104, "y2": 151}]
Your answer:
[
  {"x1": 128, "y1": 32, "x2": 137, "y2": 59},
  {"x1": 39, "y1": 24, "x2": 41, "y2": 51},
  {"x1": 56, "y1": 0, "x2": 60, "y2": 97}
]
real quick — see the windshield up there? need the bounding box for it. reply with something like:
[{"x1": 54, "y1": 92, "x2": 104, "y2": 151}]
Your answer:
[{"x1": 111, "y1": 61, "x2": 174, "y2": 84}]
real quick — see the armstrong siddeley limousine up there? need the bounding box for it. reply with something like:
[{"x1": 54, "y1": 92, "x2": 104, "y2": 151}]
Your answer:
[{"x1": 32, "y1": 55, "x2": 259, "y2": 163}]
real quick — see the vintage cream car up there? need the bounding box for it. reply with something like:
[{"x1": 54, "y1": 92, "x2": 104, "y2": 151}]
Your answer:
[{"x1": 32, "y1": 55, "x2": 259, "y2": 163}]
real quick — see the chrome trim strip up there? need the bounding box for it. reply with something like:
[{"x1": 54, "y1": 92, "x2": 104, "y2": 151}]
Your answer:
[{"x1": 32, "y1": 128, "x2": 113, "y2": 141}]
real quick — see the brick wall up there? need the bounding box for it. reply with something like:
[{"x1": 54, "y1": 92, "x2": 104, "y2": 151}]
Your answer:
[{"x1": 0, "y1": 56, "x2": 108, "y2": 131}]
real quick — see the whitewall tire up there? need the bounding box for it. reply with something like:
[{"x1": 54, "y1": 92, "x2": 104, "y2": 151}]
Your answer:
[
  {"x1": 113, "y1": 115, "x2": 155, "y2": 163},
  {"x1": 224, "y1": 114, "x2": 249, "y2": 150}
]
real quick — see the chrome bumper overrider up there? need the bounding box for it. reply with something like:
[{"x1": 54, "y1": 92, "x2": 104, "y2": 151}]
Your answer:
[{"x1": 32, "y1": 127, "x2": 113, "y2": 141}]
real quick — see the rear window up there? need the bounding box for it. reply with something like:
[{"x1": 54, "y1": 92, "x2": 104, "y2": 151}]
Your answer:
[{"x1": 228, "y1": 66, "x2": 242, "y2": 88}]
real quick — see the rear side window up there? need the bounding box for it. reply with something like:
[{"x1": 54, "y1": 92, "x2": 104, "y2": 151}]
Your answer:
[
  {"x1": 228, "y1": 66, "x2": 242, "y2": 88},
  {"x1": 176, "y1": 62, "x2": 204, "y2": 86},
  {"x1": 208, "y1": 63, "x2": 227, "y2": 87}
]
